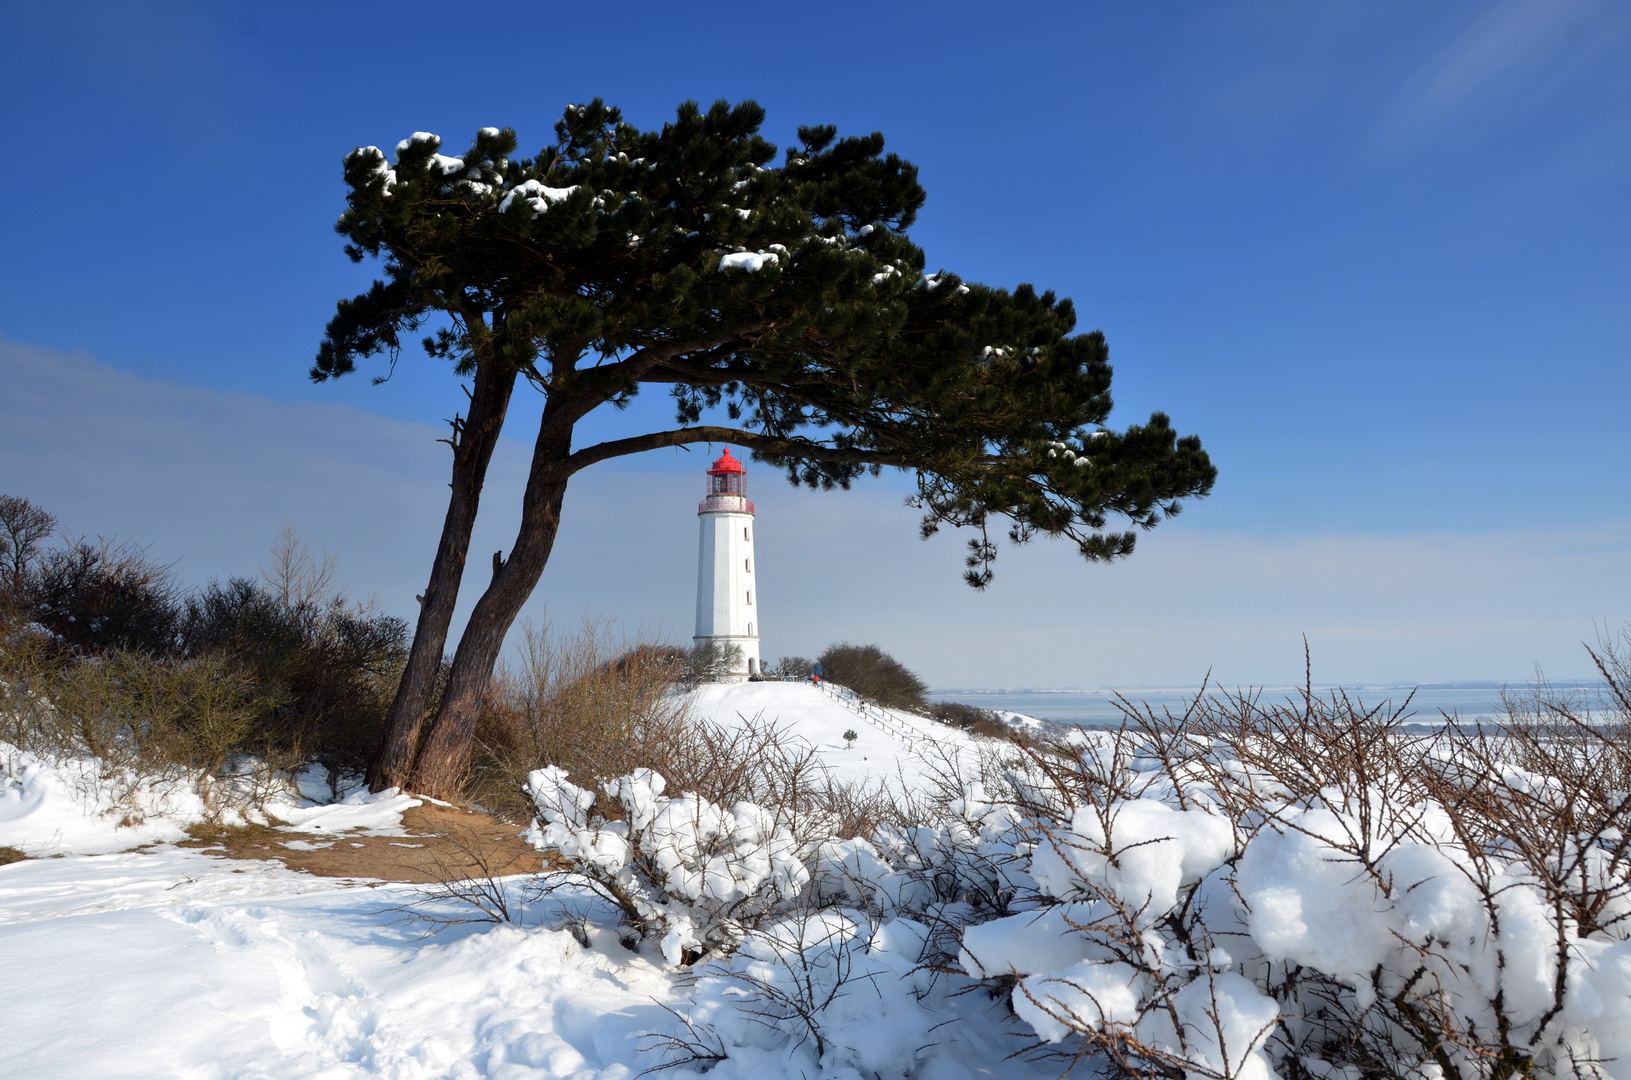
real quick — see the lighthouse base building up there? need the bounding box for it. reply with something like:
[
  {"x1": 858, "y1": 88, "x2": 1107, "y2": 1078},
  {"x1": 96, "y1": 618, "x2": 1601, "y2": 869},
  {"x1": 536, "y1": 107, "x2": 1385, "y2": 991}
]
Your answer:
[{"x1": 694, "y1": 448, "x2": 760, "y2": 681}]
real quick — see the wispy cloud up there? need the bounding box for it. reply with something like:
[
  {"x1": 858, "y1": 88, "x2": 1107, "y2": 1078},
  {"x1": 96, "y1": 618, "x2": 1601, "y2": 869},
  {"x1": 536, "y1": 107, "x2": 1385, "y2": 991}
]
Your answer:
[{"x1": 1383, "y1": 0, "x2": 1625, "y2": 144}]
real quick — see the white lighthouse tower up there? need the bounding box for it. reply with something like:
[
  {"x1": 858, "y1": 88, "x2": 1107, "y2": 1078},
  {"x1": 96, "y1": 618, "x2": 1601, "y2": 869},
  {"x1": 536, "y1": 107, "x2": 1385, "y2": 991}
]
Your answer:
[{"x1": 694, "y1": 448, "x2": 760, "y2": 680}]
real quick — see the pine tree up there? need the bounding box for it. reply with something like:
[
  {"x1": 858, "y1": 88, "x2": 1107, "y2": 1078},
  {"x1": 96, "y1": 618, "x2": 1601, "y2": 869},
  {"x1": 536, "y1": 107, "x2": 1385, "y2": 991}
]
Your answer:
[{"x1": 315, "y1": 99, "x2": 1217, "y2": 798}]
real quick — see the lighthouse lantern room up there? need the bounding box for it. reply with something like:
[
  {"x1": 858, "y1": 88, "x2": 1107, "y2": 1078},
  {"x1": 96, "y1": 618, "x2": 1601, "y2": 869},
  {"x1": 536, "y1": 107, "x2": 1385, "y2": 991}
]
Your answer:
[{"x1": 694, "y1": 448, "x2": 760, "y2": 680}]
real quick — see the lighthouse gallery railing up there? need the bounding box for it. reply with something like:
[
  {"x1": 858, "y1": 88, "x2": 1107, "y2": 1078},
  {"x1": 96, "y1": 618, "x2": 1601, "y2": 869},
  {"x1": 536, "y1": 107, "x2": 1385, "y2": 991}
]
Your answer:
[{"x1": 697, "y1": 494, "x2": 755, "y2": 514}]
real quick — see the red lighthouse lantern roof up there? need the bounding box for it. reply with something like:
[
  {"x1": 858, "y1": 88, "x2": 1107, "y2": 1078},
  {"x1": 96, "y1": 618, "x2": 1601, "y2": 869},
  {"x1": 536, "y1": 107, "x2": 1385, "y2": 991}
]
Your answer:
[{"x1": 707, "y1": 448, "x2": 745, "y2": 475}]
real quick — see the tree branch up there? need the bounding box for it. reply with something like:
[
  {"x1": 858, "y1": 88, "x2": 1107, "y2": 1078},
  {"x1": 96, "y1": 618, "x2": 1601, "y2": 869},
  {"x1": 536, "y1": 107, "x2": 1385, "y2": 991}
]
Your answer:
[
  {"x1": 561, "y1": 426, "x2": 924, "y2": 477},
  {"x1": 575, "y1": 323, "x2": 769, "y2": 390},
  {"x1": 646, "y1": 355, "x2": 914, "y2": 439}
]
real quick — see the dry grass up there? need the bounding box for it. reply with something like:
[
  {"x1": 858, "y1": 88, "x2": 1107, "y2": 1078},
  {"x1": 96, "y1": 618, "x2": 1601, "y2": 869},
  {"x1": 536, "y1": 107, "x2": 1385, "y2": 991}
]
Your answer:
[
  {"x1": 2, "y1": 632, "x2": 289, "y2": 821},
  {"x1": 465, "y1": 619, "x2": 692, "y2": 821},
  {"x1": 180, "y1": 801, "x2": 549, "y2": 884}
]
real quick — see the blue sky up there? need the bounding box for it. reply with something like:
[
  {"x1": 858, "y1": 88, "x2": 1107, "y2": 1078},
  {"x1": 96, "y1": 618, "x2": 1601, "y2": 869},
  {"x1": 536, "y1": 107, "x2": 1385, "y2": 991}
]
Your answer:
[{"x1": 2, "y1": 1, "x2": 1628, "y2": 688}]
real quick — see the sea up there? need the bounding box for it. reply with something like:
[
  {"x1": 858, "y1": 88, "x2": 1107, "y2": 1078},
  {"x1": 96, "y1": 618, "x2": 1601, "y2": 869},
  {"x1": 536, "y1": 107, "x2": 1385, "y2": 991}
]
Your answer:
[{"x1": 928, "y1": 683, "x2": 1607, "y2": 731}]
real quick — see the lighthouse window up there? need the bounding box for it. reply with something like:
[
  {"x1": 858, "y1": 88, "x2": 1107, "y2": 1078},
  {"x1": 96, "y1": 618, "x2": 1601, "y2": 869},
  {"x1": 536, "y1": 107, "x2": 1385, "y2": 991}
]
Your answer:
[
  {"x1": 746, "y1": 591, "x2": 753, "y2": 605},
  {"x1": 744, "y1": 527, "x2": 750, "y2": 540},
  {"x1": 745, "y1": 558, "x2": 752, "y2": 573},
  {"x1": 748, "y1": 622, "x2": 754, "y2": 636}
]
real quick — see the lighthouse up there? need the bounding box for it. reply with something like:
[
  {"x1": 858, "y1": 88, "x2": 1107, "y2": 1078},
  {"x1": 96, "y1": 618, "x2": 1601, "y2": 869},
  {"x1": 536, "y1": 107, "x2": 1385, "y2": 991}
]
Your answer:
[{"x1": 694, "y1": 448, "x2": 760, "y2": 680}]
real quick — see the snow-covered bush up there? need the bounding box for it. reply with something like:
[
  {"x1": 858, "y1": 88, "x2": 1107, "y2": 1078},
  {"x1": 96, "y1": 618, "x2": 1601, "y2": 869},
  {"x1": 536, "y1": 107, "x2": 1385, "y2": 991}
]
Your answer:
[
  {"x1": 528, "y1": 765, "x2": 812, "y2": 964},
  {"x1": 531, "y1": 633, "x2": 1631, "y2": 1080},
  {"x1": 642, "y1": 904, "x2": 962, "y2": 1077},
  {"x1": 934, "y1": 663, "x2": 1631, "y2": 1080},
  {"x1": 805, "y1": 781, "x2": 1036, "y2": 986},
  {"x1": 948, "y1": 724, "x2": 1278, "y2": 1080}
]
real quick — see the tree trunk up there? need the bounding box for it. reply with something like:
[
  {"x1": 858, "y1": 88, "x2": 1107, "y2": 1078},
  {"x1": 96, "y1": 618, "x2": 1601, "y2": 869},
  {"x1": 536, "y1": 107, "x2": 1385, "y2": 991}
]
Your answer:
[
  {"x1": 406, "y1": 419, "x2": 575, "y2": 798},
  {"x1": 368, "y1": 358, "x2": 518, "y2": 791}
]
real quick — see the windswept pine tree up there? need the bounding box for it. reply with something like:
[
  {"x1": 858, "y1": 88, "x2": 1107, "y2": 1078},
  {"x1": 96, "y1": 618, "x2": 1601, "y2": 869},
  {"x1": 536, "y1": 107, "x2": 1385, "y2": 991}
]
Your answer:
[{"x1": 315, "y1": 99, "x2": 1216, "y2": 797}]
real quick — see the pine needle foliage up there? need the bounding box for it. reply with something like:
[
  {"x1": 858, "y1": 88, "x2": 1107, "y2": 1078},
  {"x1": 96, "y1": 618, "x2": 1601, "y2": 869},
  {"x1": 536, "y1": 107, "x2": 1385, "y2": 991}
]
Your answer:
[{"x1": 316, "y1": 98, "x2": 1216, "y2": 579}]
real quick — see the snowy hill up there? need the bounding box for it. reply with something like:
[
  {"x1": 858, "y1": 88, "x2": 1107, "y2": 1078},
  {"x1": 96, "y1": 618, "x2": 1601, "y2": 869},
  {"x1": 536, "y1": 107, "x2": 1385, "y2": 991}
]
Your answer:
[{"x1": 685, "y1": 679, "x2": 978, "y2": 788}]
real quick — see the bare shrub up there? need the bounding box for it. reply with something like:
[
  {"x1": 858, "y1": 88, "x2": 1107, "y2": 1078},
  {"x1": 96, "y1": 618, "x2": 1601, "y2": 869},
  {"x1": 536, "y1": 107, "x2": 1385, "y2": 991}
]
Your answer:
[
  {"x1": 467, "y1": 619, "x2": 691, "y2": 818},
  {"x1": 259, "y1": 524, "x2": 338, "y2": 613},
  {"x1": 0, "y1": 494, "x2": 55, "y2": 607},
  {"x1": 1, "y1": 640, "x2": 284, "y2": 820},
  {"x1": 31, "y1": 536, "x2": 181, "y2": 654},
  {"x1": 5, "y1": 640, "x2": 257, "y2": 768},
  {"x1": 407, "y1": 821, "x2": 536, "y2": 931},
  {"x1": 1, "y1": 522, "x2": 405, "y2": 815},
  {"x1": 928, "y1": 700, "x2": 1003, "y2": 732},
  {"x1": 718, "y1": 904, "x2": 882, "y2": 1059},
  {"x1": 179, "y1": 574, "x2": 406, "y2": 787},
  {"x1": 639, "y1": 1005, "x2": 730, "y2": 1074},
  {"x1": 684, "y1": 638, "x2": 743, "y2": 685},
  {"x1": 770, "y1": 655, "x2": 814, "y2": 680}
]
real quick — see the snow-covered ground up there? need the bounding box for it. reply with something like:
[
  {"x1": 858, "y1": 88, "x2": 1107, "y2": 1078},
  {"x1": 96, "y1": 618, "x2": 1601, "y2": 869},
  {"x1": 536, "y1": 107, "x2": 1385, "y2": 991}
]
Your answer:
[
  {"x1": 0, "y1": 685, "x2": 1039, "y2": 1079},
  {"x1": 0, "y1": 745, "x2": 425, "y2": 857},
  {"x1": 2, "y1": 846, "x2": 683, "y2": 1077},
  {"x1": 686, "y1": 679, "x2": 979, "y2": 788},
  {"x1": 0, "y1": 840, "x2": 1048, "y2": 1079},
  {"x1": 5, "y1": 681, "x2": 1628, "y2": 1079}
]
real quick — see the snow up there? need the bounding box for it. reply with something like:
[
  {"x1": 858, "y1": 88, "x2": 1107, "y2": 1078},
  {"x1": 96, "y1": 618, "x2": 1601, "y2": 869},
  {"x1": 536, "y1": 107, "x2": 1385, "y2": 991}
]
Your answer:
[
  {"x1": 1013, "y1": 957, "x2": 1143, "y2": 1038},
  {"x1": 395, "y1": 131, "x2": 439, "y2": 156},
  {"x1": 717, "y1": 251, "x2": 779, "y2": 273},
  {"x1": 0, "y1": 834, "x2": 1049, "y2": 1078},
  {"x1": 497, "y1": 179, "x2": 579, "y2": 218},
  {"x1": 1029, "y1": 798, "x2": 1235, "y2": 922},
  {"x1": 0, "y1": 847, "x2": 683, "y2": 1077},
  {"x1": 685, "y1": 680, "x2": 975, "y2": 789},
  {"x1": 1, "y1": 745, "x2": 205, "y2": 854},
  {"x1": 431, "y1": 152, "x2": 466, "y2": 177},
  {"x1": 959, "y1": 904, "x2": 1104, "y2": 978},
  {"x1": 264, "y1": 784, "x2": 423, "y2": 837},
  {"x1": 7, "y1": 682, "x2": 1630, "y2": 1078},
  {"x1": 0, "y1": 745, "x2": 421, "y2": 856}
]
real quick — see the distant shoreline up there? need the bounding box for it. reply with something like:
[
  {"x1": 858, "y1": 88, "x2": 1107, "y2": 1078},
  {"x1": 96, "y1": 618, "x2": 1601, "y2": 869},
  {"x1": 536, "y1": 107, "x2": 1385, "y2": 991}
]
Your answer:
[
  {"x1": 932, "y1": 681, "x2": 1605, "y2": 695},
  {"x1": 927, "y1": 682, "x2": 1614, "y2": 729}
]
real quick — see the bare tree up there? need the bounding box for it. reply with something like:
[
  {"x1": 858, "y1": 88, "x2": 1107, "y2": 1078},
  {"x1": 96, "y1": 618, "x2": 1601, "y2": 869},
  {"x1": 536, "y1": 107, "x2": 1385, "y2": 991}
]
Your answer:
[
  {"x1": 0, "y1": 494, "x2": 56, "y2": 601},
  {"x1": 259, "y1": 525, "x2": 338, "y2": 615}
]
